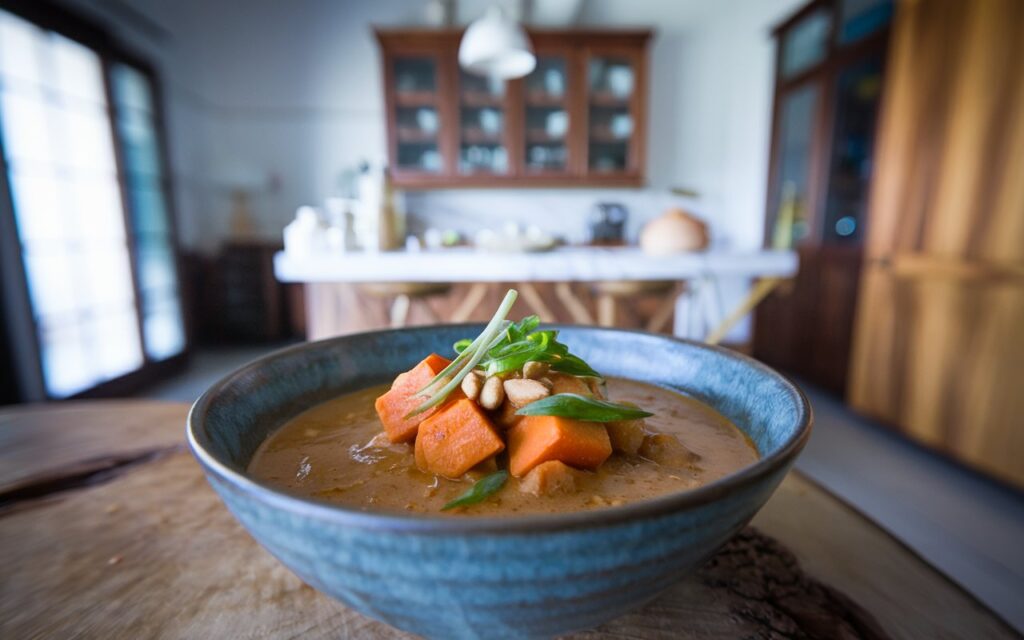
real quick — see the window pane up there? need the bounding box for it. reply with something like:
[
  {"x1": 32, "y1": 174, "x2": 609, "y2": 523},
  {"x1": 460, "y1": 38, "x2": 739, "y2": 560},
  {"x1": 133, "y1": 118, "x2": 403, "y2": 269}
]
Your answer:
[
  {"x1": 23, "y1": 248, "x2": 80, "y2": 318},
  {"x1": 0, "y1": 89, "x2": 53, "y2": 165},
  {"x1": 8, "y1": 168, "x2": 65, "y2": 242},
  {"x1": 39, "y1": 322, "x2": 95, "y2": 398},
  {"x1": 81, "y1": 245, "x2": 137, "y2": 310},
  {"x1": 70, "y1": 176, "x2": 126, "y2": 242},
  {"x1": 85, "y1": 307, "x2": 143, "y2": 378},
  {"x1": 0, "y1": 8, "x2": 146, "y2": 397},
  {"x1": 143, "y1": 293, "x2": 184, "y2": 361},
  {"x1": 136, "y1": 239, "x2": 176, "y2": 291},
  {"x1": 111, "y1": 63, "x2": 185, "y2": 361},
  {"x1": 110, "y1": 64, "x2": 152, "y2": 112},
  {"x1": 64, "y1": 104, "x2": 117, "y2": 172},
  {"x1": 127, "y1": 182, "x2": 169, "y2": 235},
  {"x1": 52, "y1": 34, "x2": 105, "y2": 105},
  {"x1": 0, "y1": 10, "x2": 44, "y2": 85}
]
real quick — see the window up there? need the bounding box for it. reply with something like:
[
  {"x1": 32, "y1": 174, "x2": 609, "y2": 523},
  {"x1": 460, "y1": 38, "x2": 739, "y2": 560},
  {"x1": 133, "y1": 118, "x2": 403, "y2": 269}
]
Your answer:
[{"x1": 0, "y1": 7, "x2": 184, "y2": 398}]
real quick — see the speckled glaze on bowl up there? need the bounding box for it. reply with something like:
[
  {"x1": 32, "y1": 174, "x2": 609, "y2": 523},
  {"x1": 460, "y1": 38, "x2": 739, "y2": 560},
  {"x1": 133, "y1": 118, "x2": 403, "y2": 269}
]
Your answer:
[{"x1": 187, "y1": 325, "x2": 811, "y2": 639}]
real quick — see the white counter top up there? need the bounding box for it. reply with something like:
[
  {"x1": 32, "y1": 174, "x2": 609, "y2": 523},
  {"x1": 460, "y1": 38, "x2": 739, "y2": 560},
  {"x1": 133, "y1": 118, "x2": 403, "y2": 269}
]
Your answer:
[{"x1": 274, "y1": 247, "x2": 798, "y2": 283}]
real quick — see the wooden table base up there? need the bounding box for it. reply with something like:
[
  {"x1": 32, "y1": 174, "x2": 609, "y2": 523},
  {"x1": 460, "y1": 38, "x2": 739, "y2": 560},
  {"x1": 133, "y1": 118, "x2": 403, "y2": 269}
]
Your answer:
[{"x1": 0, "y1": 402, "x2": 1014, "y2": 639}]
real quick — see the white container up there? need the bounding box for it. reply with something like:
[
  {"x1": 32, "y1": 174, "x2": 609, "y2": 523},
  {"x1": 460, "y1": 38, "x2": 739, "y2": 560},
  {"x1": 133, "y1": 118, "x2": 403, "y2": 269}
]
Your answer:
[{"x1": 283, "y1": 206, "x2": 328, "y2": 257}]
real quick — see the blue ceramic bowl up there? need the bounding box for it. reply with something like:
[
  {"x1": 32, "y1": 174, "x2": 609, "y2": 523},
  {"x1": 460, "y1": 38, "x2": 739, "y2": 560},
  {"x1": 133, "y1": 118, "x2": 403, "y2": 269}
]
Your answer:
[{"x1": 187, "y1": 325, "x2": 811, "y2": 639}]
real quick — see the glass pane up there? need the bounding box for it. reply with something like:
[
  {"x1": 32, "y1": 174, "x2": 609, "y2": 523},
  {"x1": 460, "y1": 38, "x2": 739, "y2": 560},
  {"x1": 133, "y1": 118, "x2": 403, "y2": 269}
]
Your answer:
[
  {"x1": 52, "y1": 34, "x2": 105, "y2": 105},
  {"x1": 0, "y1": 9, "x2": 147, "y2": 397},
  {"x1": 393, "y1": 58, "x2": 436, "y2": 95},
  {"x1": 588, "y1": 56, "x2": 635, "y2": 173},
  {"x1": 8, "y1": 168, "x2": 65, "y2": 242},
  {"x1": 81, "y1": 244, "x2": 137, "y2": 310},
  {"x1": 38, "y1": 322, "x2": 95, "y2": 398},
  {"x1": 0, "y1": 89, "x2": 54, "y2": 166},
  {"x1": 525, "y1": 56, "x2": 569, "y2": 173},
  {"x1": 110, "y1": 64, "x2": 152, "y2": 112},
  {"x1": 127, "y1": 179, "x2": 170, "y2": 235},
  {"x1": 838, "y1": 0, "x2": 893, "y2": 44},
  {"x1": 769, "y1": 83, "x2": 820, "y2": 247},
  {"x1": 70, "y1": 175, "x2": 127, "y2": 242},
  {"x1": 0, "y1": 10, "x2": 44, "y2": 86},
  {"x1": 143, "y1": 293, "x2": 185, "y2": 361},
  {"x1": 392, "y1": 56, "x2": 441, "y2": 172},
  {"x1": 85, "y1": 307, "x2": 144, "y2": 379},
  {"x1": 459, "y1": 70, "x2": 506, "y2": 174},
  {"x1": 137, "y1": 239, "x2": 176, "y2": 291},
  {"x1": 822, "y1": 55, "x2": 884, "y2": 244},
  {"x1": 781, "y1": 8, "x2": 832, "y2": 78},
  {"x1": 64, "y1": 104, "x2": 117, "y2": 172},
  {"x1": 23, "y1": 248, "x2": 80, "y2": 319},
  {"x1": 111, "y1": 63, "x2": 185, "y2": 361}
]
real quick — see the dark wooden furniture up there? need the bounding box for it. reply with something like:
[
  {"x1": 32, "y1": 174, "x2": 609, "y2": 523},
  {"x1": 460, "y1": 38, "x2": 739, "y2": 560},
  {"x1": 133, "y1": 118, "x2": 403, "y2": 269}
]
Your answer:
[
  {"x1": 1, "y1": 402, "x2": 1014, "y2": 638},
  {"x1": 753, "y1": 0, "x2": 892, "y2": 394},
  {"x1": 190, "y1": 241, "x2": 301, "y2": 344},
  {"x1": 375, "y1": 29, "x2": 650, "y2": 188}
]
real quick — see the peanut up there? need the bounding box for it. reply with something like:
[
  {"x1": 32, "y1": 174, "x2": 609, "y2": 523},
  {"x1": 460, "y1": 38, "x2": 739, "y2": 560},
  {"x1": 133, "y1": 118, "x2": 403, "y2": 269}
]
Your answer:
[
  {"x1": 479, "y1": 375, "x2": 505, "y2": 410},
  {"x1": 461, "y1": 370, "x2": 483, "y2": 401},
  {"x1": 523, "y1": 361, "x2": 550, "y2": 379},
  {"x1": 503, "y1": 378, "x2": 551, "y2": 407}
]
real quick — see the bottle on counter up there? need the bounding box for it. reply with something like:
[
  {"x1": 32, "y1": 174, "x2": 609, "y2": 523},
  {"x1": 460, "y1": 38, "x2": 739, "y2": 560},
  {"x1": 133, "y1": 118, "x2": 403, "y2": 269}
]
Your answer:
[{"x1": 378, "y1": 167, "x2": 402, "y2": 251}]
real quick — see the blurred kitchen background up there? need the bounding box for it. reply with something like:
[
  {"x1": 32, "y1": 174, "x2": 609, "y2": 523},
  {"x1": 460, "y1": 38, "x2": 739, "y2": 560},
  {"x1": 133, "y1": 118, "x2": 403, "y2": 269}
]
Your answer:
[{"x1": 0, "y1": 0, "x2": 1021, "y2": 629}]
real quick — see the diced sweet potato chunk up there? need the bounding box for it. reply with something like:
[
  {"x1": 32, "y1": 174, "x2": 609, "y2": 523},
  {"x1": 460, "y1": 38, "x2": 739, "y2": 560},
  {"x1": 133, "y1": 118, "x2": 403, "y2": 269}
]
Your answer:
[
  {"x1": 415, "y1": 398, "x2": 505, "y2": 478},
  {"x1": 639, "y1": 433, "x2": 701, "y2": 468},
  {"x1": 508, "y1": 415, "x2": 612, "y2": 477},
  {"x1": 374, "y1": 353, "x2": 451, "y2": 443},
  {"x1": 519, "y1": 460, "x2": 579, "y2": 497},
  {"x1": 606, "y1": 418, "x2": 646, "y2": 456}
]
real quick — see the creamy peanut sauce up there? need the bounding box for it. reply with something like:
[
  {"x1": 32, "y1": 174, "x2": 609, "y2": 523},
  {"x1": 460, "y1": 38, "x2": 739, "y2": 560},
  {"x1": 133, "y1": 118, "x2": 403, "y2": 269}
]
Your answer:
[{"x1": 248, "y1": 378, "x2": 758, "y2": 516}]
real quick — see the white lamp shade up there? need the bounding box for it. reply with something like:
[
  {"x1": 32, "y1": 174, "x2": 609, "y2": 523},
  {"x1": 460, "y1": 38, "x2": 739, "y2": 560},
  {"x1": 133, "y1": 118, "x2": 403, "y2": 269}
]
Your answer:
[{"x1": 458, "y1": 7, "x2": 536, "y2": 79}]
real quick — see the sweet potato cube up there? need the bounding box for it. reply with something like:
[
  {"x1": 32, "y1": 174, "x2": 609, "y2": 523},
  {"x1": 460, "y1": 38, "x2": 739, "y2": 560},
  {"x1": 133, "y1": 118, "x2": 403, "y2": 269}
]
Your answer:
[
  {"x1": 519, "y1": 460, "x2": 579, "y2": 497},
  {"x1": 415, "y1": 399, "x2": 505, "y2": 478},
  {"x1": 639, "y1": 433, "x2": 701, "y2": 468},
  {"x1": 606, "y1": 418, "x2": 647, "y2": 456},
  {"x1": 374, "y1": 353, "x2": 451, "y2": 443},
  {"x1": 508, "y1": 415, "x2": 612, "y2": 477}
]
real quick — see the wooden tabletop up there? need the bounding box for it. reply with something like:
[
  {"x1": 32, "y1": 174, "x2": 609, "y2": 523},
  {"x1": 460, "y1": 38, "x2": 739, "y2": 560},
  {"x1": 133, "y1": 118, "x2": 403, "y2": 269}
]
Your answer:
[{"x1": 0, "y1": 401, "x2": 1015, "y2": 639}]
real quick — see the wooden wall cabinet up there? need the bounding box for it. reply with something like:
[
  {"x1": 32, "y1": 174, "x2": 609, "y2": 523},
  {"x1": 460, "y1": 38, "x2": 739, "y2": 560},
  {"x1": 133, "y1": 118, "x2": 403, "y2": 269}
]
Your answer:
[
  {"x1": 754, "y1": 0, "x2": 892, "y2": 395},
  {"x1": 375, "y1": 29, "x2": 650, "y2": 188}
]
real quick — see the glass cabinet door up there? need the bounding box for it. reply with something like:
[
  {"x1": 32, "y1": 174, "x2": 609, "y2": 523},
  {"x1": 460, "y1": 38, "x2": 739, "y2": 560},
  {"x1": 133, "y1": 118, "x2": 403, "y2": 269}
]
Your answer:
[
  {"x1": 458, "y1": 70, "x2": 508, "y2": 175},
  {"x1": 586, "y1": 52, "x2": 639, "y2": 175},
  {"x1": 391, "y1": 56, "x2": 443, "y2": 173},
  {"x1": 768, "y1": 83, "x2": 821, "y2": 247},
  {"x1": 821, "y1": 53, "x2": 884, "y2": 244},
  {"x1": 523, "y1": 55, "x2": 571, "y2": 174}
]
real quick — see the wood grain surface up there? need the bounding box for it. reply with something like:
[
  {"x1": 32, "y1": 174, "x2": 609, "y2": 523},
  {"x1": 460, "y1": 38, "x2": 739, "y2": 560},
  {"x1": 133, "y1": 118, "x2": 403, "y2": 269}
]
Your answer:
[
  {"x1": 0, "y1": 402, "x2": 1015, "y2": 639},
  {"x1": 847, "y1": 0, "x2": 1024, "y2": 487}
]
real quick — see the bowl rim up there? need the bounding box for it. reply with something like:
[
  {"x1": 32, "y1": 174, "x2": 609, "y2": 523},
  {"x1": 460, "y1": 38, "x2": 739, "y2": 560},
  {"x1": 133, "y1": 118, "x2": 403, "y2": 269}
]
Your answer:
[{"x1": 187, "y1": 324, "x2": 813, "y2": 534}]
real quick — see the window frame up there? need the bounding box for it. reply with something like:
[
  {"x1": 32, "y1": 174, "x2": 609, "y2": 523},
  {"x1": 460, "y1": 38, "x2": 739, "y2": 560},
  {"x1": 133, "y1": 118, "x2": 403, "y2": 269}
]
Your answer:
[{"x1": 0, "y1": 0, "x2": 188, "y2": 400}]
